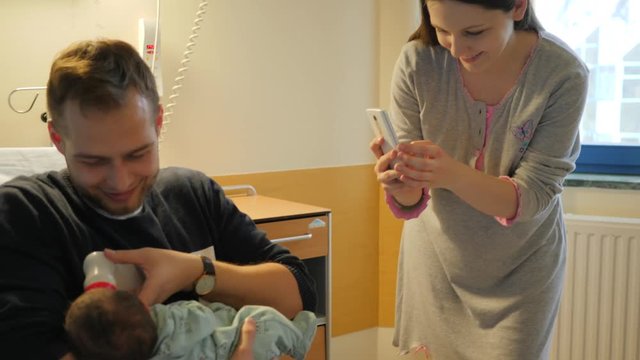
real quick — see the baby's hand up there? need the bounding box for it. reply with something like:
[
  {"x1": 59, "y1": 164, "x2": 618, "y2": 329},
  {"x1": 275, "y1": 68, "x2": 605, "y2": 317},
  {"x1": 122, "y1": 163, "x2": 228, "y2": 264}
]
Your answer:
[{"x1": 230, "y1": 318, "x2": 256, "y2": 360}]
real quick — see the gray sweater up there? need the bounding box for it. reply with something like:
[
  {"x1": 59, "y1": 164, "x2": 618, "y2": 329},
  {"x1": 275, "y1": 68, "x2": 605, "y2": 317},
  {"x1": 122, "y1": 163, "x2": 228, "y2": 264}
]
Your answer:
[{"x1": 389, "y1": 32, "x2": 588, "y2": 359}]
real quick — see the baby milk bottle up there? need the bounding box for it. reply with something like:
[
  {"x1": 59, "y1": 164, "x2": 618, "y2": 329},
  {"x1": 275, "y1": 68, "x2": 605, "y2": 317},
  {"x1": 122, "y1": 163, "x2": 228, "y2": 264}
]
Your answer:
[{"x1": 83, "y1": 251, "x2": 117, "y2": 291}]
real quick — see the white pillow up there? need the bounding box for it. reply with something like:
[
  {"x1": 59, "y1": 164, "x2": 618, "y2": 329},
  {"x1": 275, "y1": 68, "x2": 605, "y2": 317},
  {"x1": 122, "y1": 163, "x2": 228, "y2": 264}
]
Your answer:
[{"x1": 0, "y1": 147, "x2": 66, "y2": 185}]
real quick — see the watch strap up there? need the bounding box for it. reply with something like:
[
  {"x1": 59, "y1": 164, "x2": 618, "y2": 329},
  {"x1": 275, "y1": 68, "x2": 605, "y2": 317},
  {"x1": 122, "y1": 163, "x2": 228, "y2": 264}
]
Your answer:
[{"x1": 201, "y1": 255, "x2": 215, "y2": 276}]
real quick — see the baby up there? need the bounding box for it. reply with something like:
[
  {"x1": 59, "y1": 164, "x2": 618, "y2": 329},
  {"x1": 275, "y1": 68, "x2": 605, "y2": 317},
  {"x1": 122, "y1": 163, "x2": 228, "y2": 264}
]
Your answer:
[
  {"x1": 65, "y1": 288, "x2": 317, "y2": 360},
  {"x1": 64, "y1": 252, "x2": 317, "y2": 360}
]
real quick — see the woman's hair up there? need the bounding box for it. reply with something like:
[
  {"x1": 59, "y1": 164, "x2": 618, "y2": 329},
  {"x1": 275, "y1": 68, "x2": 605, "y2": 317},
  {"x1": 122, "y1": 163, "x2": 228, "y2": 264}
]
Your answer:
[
  {"x1": 409, "y1": 0, "x2": 544, "y2": 45},
  {"x1": 46, "y1": 39, "x2": 160, "y2": 135},
  {"x1": 65, "y1": 289, "x2": 158, "y2": 360}
]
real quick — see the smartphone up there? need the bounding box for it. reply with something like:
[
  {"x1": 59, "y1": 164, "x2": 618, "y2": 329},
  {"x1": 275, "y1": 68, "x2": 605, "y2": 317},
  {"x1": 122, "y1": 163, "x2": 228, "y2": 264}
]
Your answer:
[{"x1": 367, "y1": 108, "x2": 399, "y2": 155}]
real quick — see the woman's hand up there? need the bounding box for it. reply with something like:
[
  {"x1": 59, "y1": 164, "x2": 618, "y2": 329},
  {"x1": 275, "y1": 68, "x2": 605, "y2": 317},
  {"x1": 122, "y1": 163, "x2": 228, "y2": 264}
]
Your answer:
[
  {"x1": 370, "y1": 137, "x2": 423, "y2": 206},
  {"x1": 370, "y1": 137, "x2": 403, "y2": 192},
  {"x1": 395, "y1": 140, "x2": 467, "y2": 191},
  {"x1": 104, "y1": 248, "x2": 202, "y2": 307}
]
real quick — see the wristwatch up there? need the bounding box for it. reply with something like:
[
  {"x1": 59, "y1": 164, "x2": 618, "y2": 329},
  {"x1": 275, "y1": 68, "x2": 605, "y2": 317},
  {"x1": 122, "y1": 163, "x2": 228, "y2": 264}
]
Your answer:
[{"x1": 194, "y1": 255, "x2": 216, "y2": 296}]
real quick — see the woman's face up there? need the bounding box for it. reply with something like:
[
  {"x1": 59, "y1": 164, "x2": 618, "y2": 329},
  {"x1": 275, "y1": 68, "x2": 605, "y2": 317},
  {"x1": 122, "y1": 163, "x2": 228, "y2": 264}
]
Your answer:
[{"x1": 427, "y1": 0, "x2": 526, "y2": 73}]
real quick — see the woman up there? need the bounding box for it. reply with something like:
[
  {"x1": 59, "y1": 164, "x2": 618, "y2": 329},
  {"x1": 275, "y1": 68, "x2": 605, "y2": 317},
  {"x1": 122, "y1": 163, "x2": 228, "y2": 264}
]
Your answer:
[{"x1": 371, "y1": 1, "x2": 588, "y2": 359}]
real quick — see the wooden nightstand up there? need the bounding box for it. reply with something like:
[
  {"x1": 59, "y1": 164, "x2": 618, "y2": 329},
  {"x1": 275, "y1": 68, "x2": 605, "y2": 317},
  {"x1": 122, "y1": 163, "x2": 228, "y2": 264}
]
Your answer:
[{"x1": 227, "y1": 186, "x2": 331, "y2": 360}]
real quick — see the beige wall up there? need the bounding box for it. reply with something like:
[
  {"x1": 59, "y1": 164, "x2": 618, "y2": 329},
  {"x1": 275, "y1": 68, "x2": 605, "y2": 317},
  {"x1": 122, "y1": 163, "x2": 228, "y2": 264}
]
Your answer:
[
  {"x1": 377, "y1": 0, "x2": 420, "y2": 108},
  {"x1": 1, "y1": 0, "x2": 155, "y2": 147}
]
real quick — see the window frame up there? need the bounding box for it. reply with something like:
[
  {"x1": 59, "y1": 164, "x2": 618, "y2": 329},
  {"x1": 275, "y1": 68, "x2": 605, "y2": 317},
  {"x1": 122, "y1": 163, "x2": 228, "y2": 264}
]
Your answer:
[
  {"x1": 549, "y1": 2, "x2": 640, "y2": 176},
  {"x1": 575, "y1": 144, "x2": 640, "y2": 175}
]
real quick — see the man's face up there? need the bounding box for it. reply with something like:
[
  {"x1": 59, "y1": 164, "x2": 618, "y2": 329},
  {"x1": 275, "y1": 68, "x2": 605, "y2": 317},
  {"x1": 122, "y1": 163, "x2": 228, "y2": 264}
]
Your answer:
[{"x1": 52, "y1": 89, "x2": 162, "y2": 216}]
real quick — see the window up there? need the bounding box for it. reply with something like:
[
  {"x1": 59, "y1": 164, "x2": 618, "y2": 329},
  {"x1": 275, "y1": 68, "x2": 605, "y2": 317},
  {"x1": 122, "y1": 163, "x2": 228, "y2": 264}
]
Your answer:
[{"x1": 535, "y1": 0, "x2": 640, "y2": 175}]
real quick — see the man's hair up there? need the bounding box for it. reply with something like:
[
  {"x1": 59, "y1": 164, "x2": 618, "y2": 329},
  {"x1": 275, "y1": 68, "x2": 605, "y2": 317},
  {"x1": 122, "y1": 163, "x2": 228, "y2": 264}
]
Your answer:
[
  {"x1": 65, "y1": 289, "x2": 157, "y2": 360},
  {"x1": 409, "y1": 0, "x2": 544, "y2": 46},
  {"x1": 46, "y1": 39, "x2": 160, "y2": 135}
]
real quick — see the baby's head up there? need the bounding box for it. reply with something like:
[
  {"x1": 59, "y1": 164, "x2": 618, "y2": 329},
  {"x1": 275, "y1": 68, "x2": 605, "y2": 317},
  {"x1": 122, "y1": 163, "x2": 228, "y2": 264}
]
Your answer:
[{"x1": 65, "y1": 288, "x2": 157, "y2": 360}]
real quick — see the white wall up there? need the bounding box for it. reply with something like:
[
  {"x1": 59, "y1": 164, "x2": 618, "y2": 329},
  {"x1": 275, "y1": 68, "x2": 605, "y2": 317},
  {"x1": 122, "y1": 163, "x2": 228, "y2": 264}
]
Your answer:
[
  {"x1": 562, "y1": 187, "x2": 640, "y2": 219},
  {"x1": 377, "y1": 0, "x2": 419, "y2": 107},
  {"x1": 158, "y1": 0, "x2": 378, "y2": 175},
  {"x1": 1, "y1": 0, "x2": 379, "y2": 175}
]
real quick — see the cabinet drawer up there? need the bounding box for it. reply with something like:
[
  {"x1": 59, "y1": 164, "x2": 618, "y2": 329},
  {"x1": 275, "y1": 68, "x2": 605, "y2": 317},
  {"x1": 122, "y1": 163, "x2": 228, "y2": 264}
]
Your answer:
[
  {"x1": 257, "y1": 215, "x2": 329, "y2": 259},
  {"x1": 279, "y1": 324, "x2": 326, "y2": 360}
]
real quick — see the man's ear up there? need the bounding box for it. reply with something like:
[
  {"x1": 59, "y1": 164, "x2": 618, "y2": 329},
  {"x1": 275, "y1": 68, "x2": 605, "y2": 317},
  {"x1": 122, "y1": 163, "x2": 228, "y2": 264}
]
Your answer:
[
  {"x1": 155, "y1": 105, "x2": 164, "y2": 135},
  {"x1": 513, "y1": 0, "x2": 528, "y2": 21},
  {"x1": 48, "y1": 122, "x2": 65, "y2": 154}
]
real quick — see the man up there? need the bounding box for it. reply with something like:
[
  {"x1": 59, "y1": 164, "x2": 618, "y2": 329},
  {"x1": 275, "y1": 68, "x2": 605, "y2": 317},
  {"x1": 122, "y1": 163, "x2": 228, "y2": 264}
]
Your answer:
[{"x1": 0, "y1": 39, "x2": 316, "y2": 359}]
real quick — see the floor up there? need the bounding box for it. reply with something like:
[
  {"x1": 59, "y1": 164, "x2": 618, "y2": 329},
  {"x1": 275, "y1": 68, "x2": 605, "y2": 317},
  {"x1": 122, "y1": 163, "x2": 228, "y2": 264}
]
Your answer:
[{"x1": 330, "y1": 327, "x2": 428, "y2": 360}]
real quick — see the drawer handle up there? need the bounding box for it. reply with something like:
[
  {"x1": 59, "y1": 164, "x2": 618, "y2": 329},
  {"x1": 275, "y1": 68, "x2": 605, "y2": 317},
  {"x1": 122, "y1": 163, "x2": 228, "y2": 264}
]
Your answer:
[{"x1": 271, "y1": 233, "x2": 313, "y2": 244}]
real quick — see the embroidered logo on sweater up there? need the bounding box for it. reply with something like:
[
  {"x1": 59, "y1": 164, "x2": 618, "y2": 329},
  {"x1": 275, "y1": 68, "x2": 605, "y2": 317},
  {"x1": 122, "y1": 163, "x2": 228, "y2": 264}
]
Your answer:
[{"x1": 511, "y1": 119, "x2": 533, "y2": 153}]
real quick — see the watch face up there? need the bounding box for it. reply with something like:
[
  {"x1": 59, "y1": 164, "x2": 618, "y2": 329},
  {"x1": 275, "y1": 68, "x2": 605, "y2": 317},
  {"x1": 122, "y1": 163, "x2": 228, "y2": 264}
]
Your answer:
[{"x1": 195, "y1": 274, "x2": 215, "y2": 296}]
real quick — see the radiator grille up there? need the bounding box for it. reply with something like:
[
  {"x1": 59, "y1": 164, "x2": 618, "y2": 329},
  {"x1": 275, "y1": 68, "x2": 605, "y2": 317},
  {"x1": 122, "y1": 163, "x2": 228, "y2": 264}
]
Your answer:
[{"x1": 550, "y1": 214, "x2": 640, "y2": 360}]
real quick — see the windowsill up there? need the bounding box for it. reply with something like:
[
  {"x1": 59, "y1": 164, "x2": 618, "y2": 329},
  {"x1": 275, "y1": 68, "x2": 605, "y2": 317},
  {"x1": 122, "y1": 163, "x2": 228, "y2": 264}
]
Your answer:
[{"x1": 564, "y1": 173, "x2": 640, "y2": 190}]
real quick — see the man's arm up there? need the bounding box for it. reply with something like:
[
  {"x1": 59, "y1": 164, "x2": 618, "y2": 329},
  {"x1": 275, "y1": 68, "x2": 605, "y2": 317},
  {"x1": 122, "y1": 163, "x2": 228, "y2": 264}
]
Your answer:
[
  {"x1": 206, "y1": 179, "x2": 317, "y2": 314},
  {"x1": 206, "y1": 261, "x2": 302, "y2": 319},
  {"x1": 150, "y1": 169, "x2": 318, "y2": 314},
  {"x1": 104, "y1": 171, "x2": 316, "y2": 316},
  {"x1": 105, "y1": 248, "x2": 303, "y2": 318}
]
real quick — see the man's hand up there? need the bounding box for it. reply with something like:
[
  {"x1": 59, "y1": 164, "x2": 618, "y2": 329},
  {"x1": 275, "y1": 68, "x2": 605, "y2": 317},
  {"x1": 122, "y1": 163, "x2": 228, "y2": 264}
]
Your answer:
[
  {"x1": 230, "y1": 318, "x2": 257, "y2": 360},
  {"x1": 104, "y1": 248, "x2": 201, "y2": 306}
]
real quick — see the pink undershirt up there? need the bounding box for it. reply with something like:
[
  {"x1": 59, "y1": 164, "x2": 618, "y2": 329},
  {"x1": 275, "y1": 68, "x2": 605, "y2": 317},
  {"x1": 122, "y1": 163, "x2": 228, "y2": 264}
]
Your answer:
[
  {"x1": 474, "y1": 105, "x2": 495, "y2": 171},
  {"x1": 475, "y1": 105, "x2": 522, "y2": 226}
]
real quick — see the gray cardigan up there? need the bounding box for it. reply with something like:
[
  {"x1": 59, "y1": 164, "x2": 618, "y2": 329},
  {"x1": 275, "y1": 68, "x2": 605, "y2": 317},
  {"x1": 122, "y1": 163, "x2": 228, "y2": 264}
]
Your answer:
[{"x1": 389, "y1": 32, "x2": 588, "y2": 359}]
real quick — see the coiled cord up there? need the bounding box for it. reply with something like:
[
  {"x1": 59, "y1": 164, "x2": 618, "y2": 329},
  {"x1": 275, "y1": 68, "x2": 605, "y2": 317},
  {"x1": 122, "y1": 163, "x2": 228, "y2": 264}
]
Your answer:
[{"x1": 161, "y1": 0, "x2": 209, "y2": 140}]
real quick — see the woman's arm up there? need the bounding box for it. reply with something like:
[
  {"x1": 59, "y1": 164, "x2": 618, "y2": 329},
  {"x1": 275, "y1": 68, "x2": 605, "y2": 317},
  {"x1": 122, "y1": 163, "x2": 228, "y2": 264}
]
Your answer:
[{"x1": 395, "y1": 141, "x2": 518, "y2": 219}]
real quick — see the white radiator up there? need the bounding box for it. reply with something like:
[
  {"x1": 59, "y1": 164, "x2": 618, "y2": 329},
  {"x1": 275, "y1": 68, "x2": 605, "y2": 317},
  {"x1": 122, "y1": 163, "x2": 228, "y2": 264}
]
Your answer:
[{"x1": 550, "y1": 214, "x2": 640, "y2": 360}]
